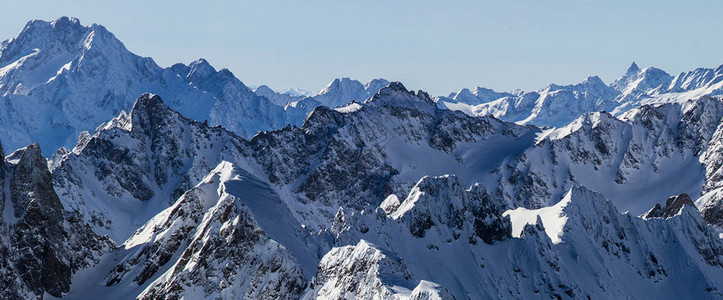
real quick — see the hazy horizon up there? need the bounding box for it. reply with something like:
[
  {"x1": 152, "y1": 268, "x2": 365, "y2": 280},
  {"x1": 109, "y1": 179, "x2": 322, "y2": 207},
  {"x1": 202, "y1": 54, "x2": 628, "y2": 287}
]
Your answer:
[{"x1": 1, "y1": 0, "x2": 722, "y2": 96}]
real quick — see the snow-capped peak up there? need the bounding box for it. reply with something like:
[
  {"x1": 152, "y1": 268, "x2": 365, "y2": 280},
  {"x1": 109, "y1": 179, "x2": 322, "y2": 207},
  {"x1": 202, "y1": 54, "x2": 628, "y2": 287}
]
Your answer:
[
  {"x1": 317, "y1": 77, "x2": 361, "y2": 95},
  {"x1": 582, "y1": 75, "x2": 605, "y2": 86},
  {"x1": 185, "y1": 58, "x2": 216, "y2": 81},
  {"x1": 312, "y1": 77, "x2": 367, "y2": 107},
  {"x1": 365, "y1": 81, "x2": 435, "y2": 112},
  {"x1": 311, "y1": 77, "x2": 390, "y2": 108},
  {"x1": 611, "y1": 63, "x2": 673, "y2": 96},
  {"x1": 128, "y1": 93, "x2": 175, "y2": 129},
  {"x1": 280, "y1": 87, "x2": 313, "y2": 97},
  {"x1": 0, "y1": 17, "x2": 325, "y2": 154},
  {"x1": 547, "y1": 75, "x2": 608, "y2": 92},
  {"x1": 364, "y1": 78, "x2": 391, "y2": 95},
  {"x1": 51, "y1": 16, "x2": 80, "y2": 25},
  {"x1": 254, "y1": 84, "x2": 274, "y2": 94},
  {"x1": 626, "y1": 61, "x2": 641, "y2": 75}
]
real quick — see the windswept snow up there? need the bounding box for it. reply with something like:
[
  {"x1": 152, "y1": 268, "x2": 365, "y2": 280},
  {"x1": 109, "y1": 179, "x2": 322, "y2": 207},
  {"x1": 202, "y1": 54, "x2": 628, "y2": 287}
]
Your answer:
[{"x1": 504, "y1": 189, "x2": 572, "y2": 243}]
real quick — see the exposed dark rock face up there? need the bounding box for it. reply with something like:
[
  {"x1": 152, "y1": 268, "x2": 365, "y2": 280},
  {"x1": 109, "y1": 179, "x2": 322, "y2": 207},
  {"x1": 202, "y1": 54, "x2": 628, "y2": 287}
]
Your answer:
[
  {"x1": 644, "y1": 204, "x2": 664, "y2": 219},
  {"x1": 0, "y1": 143, "x2": 113, "y2": 299},
  {"x1": 383, "y1": 175, "x2": 511, "y2": 244},
  {"x1": 52, "y1": 93, "x2": 251, "y2": 238},
  {"x1": 644, "y1": 193, "x2": 696, "y2": 219},
  {"x1": 11, "y1": 144, "x2": 72, "y2": 297},
  {"x1": 662, "y1": 193, "x2": 695, "y2": 218},
  {"x1": 702, "y1": 205, "x2": 723, "y2": 227}
]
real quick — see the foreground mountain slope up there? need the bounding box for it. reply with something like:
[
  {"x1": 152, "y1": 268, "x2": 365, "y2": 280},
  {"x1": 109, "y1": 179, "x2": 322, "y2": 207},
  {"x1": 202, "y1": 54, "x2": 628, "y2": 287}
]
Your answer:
[
  {"x1": 323, "y1": 184, "x2": 723, "y2": 299},
  {"x1": 55, "y1": 148, "x2": 723, "y2": 299},
  {"x1": 38, "y1": 84, "x2": 723, "y2": 299},
  {"x1": 0, "y1": 142, "x2": 112, "y2": 299}
]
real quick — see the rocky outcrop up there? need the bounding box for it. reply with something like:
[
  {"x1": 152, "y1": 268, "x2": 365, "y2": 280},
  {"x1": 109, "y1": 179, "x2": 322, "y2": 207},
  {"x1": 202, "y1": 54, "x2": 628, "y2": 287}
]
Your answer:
[
  {"x1": 134, "y1": 163, "x2": 306, "y2": 299},
  {"x1": 0, "y1": 143, "x2": 112, "y2": 299},
  {"x1": 644, "y1": 193, "x2": 696, "y2": 219},
  {"x1": 109, "y1": 162, "x2": 307, "y2": 300},
  {"x1": 383, "y1": 175, "x2": 510, "y2": 244},
  {"x1": 52, "y1": 93, "x2": 252, "y2": 241},
  {"x1": 311, "y1": 240, "x2": 453, "y2": 300}
]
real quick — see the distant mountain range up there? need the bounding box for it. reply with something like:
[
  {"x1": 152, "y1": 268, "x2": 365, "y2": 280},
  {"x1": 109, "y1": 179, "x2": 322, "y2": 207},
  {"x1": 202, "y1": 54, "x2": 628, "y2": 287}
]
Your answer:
[
  {"x1": 3, "y1": 17, "x2": 723, "y2": 156},
  {"x1": 438, "y1": 61, "x2": 723, "y2": 127},
  {"x1": 0, "y1": 17, "x2": 388, "y2": 155}
]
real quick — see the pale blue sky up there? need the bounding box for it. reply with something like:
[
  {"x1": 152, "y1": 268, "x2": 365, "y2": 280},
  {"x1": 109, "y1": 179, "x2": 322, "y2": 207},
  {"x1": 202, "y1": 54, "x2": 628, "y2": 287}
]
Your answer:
[{"x1": 1, "y1": 0, "x2": 722, "y2": 95}]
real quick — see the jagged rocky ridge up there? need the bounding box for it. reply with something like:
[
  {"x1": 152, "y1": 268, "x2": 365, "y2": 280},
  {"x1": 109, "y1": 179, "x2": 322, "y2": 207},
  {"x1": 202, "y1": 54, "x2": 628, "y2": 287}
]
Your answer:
[
  {"x1": 50, "y1": 86, "x2": 536, "y2": 241},
  {"x1": 0, "y1": 142, "x2": 112, "y2": 299},
  {"x1": 495, "y1": 96, "x2": 723, "y2": 226},
  {"x1": 31, "y1": 83, "x2": 723, "y2": 299},
  {"x1": 254, "y1": 78, "x2": 389, "y2": 108},
  {"x1": 644, "y1": 193, "x2": 696, "y2": 219},
  {"x1": 132, "y1": 163, "x2": 308, "y2": 299}
]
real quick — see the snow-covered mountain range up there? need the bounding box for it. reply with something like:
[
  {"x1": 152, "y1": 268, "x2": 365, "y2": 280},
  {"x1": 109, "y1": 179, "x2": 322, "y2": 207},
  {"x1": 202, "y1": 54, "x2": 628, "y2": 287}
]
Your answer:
[
  {"x1": 1, "y1": 17, "x2": 723, "y2": 299},
  {"x1": 438, "y1": 62, "x2": 723, "y2": 128},
  {"x1": 40, "y1": 88, "x2": 723, "y2": 299},
  {"x1": 0, "y1": 17, "x2": 388, "y2": 156}
]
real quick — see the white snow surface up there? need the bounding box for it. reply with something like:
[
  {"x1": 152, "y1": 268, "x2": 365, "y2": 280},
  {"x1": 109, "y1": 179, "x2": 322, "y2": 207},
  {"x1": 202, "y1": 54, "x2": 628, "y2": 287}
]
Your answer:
[{"x1": 504, "y1": 188, "x2": 572, "y2": 244}]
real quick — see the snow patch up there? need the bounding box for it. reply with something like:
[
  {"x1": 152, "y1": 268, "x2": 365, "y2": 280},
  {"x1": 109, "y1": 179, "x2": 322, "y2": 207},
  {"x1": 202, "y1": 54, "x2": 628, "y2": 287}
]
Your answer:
[
  {"x1": 503, "y1": 189, "x2": 573, "y2": 244},
  {"x1": 334, "y1": 102, "x2": 362, "y2": 113}
]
